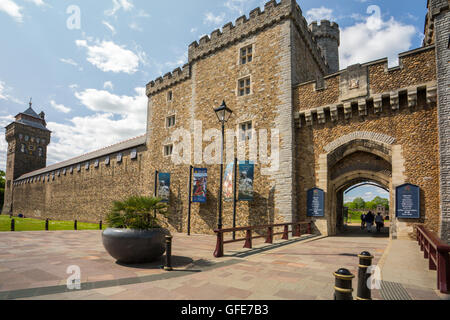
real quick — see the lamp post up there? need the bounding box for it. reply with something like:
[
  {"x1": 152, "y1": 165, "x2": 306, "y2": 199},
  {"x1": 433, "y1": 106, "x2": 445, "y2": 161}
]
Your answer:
[{"x1": 214, "y1": 101, "x2": 233, "y2": 230}]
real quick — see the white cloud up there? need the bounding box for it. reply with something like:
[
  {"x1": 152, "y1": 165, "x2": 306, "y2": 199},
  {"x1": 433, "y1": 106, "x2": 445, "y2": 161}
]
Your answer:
[
  {"x1": 59, "y1": 58, "x2": 78, "y2": 67},
  {"x1": 0, "y1": 81, "x2": 23, "y2": 105},
  {"x1": 45, "y1": 87, "x2": 147, "y2": 165},
  {"x1": 0, "y1": 0, "x2": 23, "y2": 22},
  {"x1": 224, "y1": 0, "x2": 249, "y2": 16},
  {"x1": 50, "y1": 100, "x2": 71, "y2": 114},
  {"x1": 164, "y1": 52, "x2": 188, "y2": 70},
  {"x1": 25, "y1": 0, "x2": 49, "y2": 7},
  {"x1": 129, "y1": 22, "x2": 143, "y2": 32},
  {"x1": 105, "y1": 0, "x2": 134, "y2": 17},
  {"x1": 306, "y1": 6, "x2": 334, "y2": 23},
  {"x1": 75, "y1": 39, "x2": 143, "y2": 74},
  {"x1": 103, "y1": 81, "x2": 114, "y2": 90},
  {"x1": 340, "y1": 7, "x2": 417, "y2": 68},
  {"x1": 204, "y1": 12, "x2": 226, "y2": 25},
  {"x1": 190, "y1": 27, "x2": 198, "y2": 33},
  {"x1": 102, "y1": 21, "x2": 116, "y2": 35}
]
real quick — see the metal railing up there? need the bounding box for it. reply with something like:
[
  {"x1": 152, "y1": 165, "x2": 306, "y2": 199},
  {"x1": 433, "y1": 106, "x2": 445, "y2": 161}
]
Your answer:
[
  {"x1": 213, "y1": 222, "x2": 312, "y2": 258},
  {"x1": 416, "y1": 225, "x2": 450, "y2": 294}
]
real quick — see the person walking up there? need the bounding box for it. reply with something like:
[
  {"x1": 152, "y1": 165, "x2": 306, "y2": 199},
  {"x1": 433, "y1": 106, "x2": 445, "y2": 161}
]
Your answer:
[
  {"x1": 361, "y1": 213, "x2": 366, "y2": 229},
  {"x1": 365, "y1": 211, "x2": 374, "y2": 233},
  {"x1": 375, "y1": 213, "x2": 384, "y2": 233}
]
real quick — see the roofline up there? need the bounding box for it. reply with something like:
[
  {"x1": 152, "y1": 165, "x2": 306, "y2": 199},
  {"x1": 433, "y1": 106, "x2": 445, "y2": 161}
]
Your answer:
[{"x1": 15, "y1": 134, "x2": 147, "y2": 181}]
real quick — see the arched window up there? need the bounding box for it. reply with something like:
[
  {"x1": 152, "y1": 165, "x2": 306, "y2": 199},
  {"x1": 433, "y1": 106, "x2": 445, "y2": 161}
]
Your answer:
[
  {"x1": 20, "y1": 144, "x2": 26, "y2": 153},
  {"x1": 38, "y1": 147, "x2": 43, "y2": 157}
]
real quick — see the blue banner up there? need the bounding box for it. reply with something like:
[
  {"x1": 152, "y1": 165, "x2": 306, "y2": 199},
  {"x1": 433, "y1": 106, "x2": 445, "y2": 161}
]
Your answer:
[
  {"x1": 238, "y1": 161, "x2": 254, "y2": 201},
  {"x1": 307, "y1": 188, "x2": 325, "y2": 217},
  {"x1": 396, "y1": 183, "x2": 420, "y2": 219},
  {"x1": 158, "y1": 173, "x2": 171, "y2": 203},
  {"x1": 192, "y1": 168, "x2": 207, "y2": 203}
]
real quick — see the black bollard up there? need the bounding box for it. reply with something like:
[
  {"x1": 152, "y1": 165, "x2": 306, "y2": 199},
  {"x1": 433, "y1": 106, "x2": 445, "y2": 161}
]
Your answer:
[
  {"x1": 99, "y1": 220, "x2": 102, "y2": 230},
  {"x1": 45, "y1": 219, "x2": 49, "y2": 231},
  {"x1": 164, "y1": 235, "x2": 173, "y2": 271},
  {"x1": 11, "y1": 219, "x2": 15, "y2": 232},
  {"x1": 74, "y1": 220, "x2": 77, "y2": 230},
  {"x1": 357, "y1": 251, "x2": 374, "y2": 300},
  {"x1": 333, "y1": 268, "x2": 355, "y2": 300}
]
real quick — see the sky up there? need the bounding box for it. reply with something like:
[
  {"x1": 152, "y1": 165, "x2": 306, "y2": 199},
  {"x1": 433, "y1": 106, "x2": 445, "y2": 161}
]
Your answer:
[{"x1": 0, "y1": 0, "x2": 427, "y2": 200}]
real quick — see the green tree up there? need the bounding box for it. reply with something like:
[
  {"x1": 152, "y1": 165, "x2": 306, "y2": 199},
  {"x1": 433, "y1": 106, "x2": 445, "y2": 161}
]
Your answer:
[
  {"x1": 372, "y1": 196, "x2": 389, "y2": 210},
  {"x1": 0, "y1": 170, "x2": 5, "y2": 211},
  {"x1": 353, "y1": 197, "x2": 366, "y2": 209}
]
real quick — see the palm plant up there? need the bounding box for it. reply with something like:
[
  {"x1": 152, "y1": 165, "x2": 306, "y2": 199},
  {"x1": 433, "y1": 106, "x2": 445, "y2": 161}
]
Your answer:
[{"x1": 106, "y1": 196, "x2": 168, "y2": 230}]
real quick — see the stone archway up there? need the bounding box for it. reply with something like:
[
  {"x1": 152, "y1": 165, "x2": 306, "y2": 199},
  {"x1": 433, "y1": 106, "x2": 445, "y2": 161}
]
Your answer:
[{"x1": 312, "y1": 132, "x2": 407, "y2": 238}]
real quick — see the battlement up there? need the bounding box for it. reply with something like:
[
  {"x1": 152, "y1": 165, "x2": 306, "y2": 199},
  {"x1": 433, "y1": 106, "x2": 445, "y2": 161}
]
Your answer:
[
  {"x1": 309, "y1": 20, "x2": 340, "y2": 45},
  {"x1": 146, "y1": 63, "x2": 191, "y2": 96},
  {"x1": 146, "y1": 0, "x2": 330, "y2": 97}
]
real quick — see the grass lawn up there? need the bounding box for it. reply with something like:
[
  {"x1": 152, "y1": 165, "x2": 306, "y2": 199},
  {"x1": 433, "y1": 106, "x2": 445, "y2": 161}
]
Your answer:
[{"x1": 0, "y1": 215, "x2": 106, "y2": 232}]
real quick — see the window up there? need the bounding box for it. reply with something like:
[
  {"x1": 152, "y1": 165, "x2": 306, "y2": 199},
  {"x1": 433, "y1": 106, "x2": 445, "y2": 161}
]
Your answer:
[
  {"x1": 240, "y1": 45, "x2": 253, "y2": 64},
  {"x1": 130, "y1": 149, "x2": 137, "y2": 160},
  {"x1": 20, "y1": 144, "x2": 26, "y2": 153},
  {"x1": 238, "y1": 77, "x2": 251, "y2": 96},
  {"x1": 94, "y1": 159, "x2": 99, "y2": 168},
  {"x1": 36, "y1": 138, "x2": 40, "y2": 144},
  {"x1": 164, "y1": 144, "x2": 173, "y2": 157},
  {"x1": 85, "y1": 162, "x2": 90, "y2": 170},
  {"x1": 240, "y1": 121, "x2": 253, "y2": 141},
  {"x1": 167, "y1": 90, "x2": 173, "y2": 102},
  {"x1": 25, "y1": 135, "x2": 29, "y2": 142},
  {"x1": 117, "y1": 153, "x2": 123, "y2": 163},
  {"x1": 38, "y1": 147, "x2": 43, "y2": 157},
  {"x1": 166, "y1": 115, "x2": 176, "y2": 128},
  {"x1": 77, "y1": 164, "x2": 81, "y2": 172},
  {"x1": 105, "y1": 156, "x2": 110, "y2": 166}
]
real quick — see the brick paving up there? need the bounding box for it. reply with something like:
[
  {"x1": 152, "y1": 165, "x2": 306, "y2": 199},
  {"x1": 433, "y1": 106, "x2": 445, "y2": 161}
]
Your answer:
[{"x1": 0, "y1": 229, "x2": 447, "y2": 300}]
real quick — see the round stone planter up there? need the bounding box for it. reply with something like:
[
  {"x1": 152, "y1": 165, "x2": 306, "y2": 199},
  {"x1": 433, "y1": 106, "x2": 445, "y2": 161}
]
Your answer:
[{"x1": 102, "y1": 228, "x2": 171, "y2": 264}]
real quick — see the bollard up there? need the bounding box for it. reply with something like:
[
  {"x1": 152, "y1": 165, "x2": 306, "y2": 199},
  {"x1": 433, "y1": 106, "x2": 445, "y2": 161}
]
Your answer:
[
  {"x1": 333, "y1": 268, "x2": 355, "y2": 300},
  {"x1": 357, "y1": 251, "x2": 374, "y2": 300},
  {"x1": 99, "y1": 220, "x2": 103, "y2": 230},
  {"x1": 74, "y1": 220, "x2": 77, "y2": 230},
  {"x1": 164, "y1": 235, "x2": 173, "y2": 271},
  {"x1": 45, "y1": 219, "x2": 49, "y2": 231},
  {"x1": 11, "y1": 219, "x2": 15, "y2": 232}
]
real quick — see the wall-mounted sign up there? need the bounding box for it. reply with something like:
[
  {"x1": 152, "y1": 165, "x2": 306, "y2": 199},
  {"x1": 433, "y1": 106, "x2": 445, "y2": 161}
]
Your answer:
[
  {"x1": 192, "y1": 168, "x2": 207, "y2": 203},
  {"x1": 307, "y1": 187, "x2": 325, "y2": 217},
  {"x1": 396, "y1": 183, "x2": 420, "y2": 219},
  {"x1": 158, "y1": 173, "x2": 171, "y2": 202},
  {"x1": 238, "y1": 161, "x2": 254, "y2": 201},
  {"x1": 223, "y1": 162, "x2": 234, "y2": 202}
]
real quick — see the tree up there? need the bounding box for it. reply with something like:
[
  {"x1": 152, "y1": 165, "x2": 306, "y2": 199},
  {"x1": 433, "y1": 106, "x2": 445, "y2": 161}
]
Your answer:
[
  {"x1": 0, "y1": 170, "x2": 5, "y2": 211},
  {"x1": 353, "y1": 197, "x2": 366, "y2": 209}
]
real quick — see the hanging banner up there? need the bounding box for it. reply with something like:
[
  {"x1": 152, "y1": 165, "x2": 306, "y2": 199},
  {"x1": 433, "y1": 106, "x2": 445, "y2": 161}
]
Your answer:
[
  {"x1": 238, "y1": 161, "x2": 254, "y2": 201},
  {"x1": 223, "y1": 162, "x2": 234, "y2": 202},
  {"x1": 307, "y1": 188, "x2": 325, "y2": 217},
  {"x1": 396, "y1": 183, "x2": 420, "y2": 219},
  {"x1": 158, "y1": 173, "x2": 171, "y2": 202},
  {"x1": 192, "y1": 168, "x2": 207, "y2": 203}
]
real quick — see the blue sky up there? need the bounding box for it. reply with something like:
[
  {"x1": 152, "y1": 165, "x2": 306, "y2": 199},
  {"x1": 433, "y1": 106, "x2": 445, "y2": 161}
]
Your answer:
[{"x1": 0, "y1": 0, "x2": 427, "y2": 203}]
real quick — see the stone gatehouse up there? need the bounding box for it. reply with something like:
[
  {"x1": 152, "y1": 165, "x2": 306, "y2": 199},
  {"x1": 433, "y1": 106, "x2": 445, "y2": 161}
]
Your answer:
[{"x1": 2, "y1": 0, "x2": 449, "y2": 243}]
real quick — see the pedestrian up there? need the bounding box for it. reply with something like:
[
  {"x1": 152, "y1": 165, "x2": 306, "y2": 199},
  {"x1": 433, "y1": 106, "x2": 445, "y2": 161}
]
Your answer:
[
  {"x1": 360, "y1": 213, "x2": 366, "y2": 229},
  {"x1": 375, "y1": 213, "x2": 384, "y2": 233},
  {"x1": 365, "y1": 211, "x2": 374, "y2": 233}
]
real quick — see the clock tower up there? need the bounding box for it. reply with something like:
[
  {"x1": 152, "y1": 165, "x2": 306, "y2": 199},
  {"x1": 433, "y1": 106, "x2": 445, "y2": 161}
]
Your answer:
[{"x1": 2, "y1": 100, "x2": 51, "y2": 213}]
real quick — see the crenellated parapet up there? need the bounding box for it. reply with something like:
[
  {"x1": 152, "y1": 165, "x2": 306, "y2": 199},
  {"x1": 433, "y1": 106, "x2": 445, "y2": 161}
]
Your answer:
[
  {"x1": 309, "y1": 20, "x2": 340, "y2": 45},
  {"x1": 146, "y1": 64, "x2": 191, "y2": 96},
  {"x1": 188, "y1": 0, "x2": 328, "y2": 72}
]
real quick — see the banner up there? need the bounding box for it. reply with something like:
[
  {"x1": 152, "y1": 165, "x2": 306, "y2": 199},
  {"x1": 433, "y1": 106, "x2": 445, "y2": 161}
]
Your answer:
[
  {"x1": 238, "y1": 161, "x2": 254, "y2": 201},
  {"x1": 223, "y1": 162, "x2": 234, "y2": 202},
  {"x1": 307, "y1": 188, "x2": 325, "y2": 217},
  {"x1": 158, "y1": 173, "x2": 171, "y2": 202},
  {"x1": 192, "y1": 168, "x2": 207, "y2": 203},
  {"x1": 396, "y1": 183, "x2": 420, "y2": 219}
]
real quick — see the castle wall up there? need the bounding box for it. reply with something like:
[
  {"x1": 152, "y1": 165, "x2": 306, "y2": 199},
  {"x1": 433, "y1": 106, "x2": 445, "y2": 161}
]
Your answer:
[
  {"x1": 146, "y1": 18, "x2": 302, "y2": 235},
  {"x1": 12, "y1": 145, "x2": 149, "y2": 222},
  {"x1": 294, "y1": 46, "x2": 441, "y2": 239}
]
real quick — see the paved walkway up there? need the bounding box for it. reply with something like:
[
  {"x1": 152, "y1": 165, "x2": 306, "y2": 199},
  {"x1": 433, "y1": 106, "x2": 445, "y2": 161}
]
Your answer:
[{"x1": 0, "y1": 229, "x2": 447, "y2": 300}]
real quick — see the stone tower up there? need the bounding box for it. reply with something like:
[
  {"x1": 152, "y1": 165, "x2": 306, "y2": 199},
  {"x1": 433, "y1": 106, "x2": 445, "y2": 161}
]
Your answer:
[
  {"x1": 309, "y1": 20, "x2": 340, "y2": 74},
  {"x1": 2, "y1": 101, "x2": 51, "y2": 213},
  {"x1": 426, "y1": 0, "x2": 450, "y2": 243}
]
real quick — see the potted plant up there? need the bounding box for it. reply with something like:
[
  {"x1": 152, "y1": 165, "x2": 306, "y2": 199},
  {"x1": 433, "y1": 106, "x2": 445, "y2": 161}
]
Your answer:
[{"x1": 102, "y1": 196, "x2": 170, "y2": 264}]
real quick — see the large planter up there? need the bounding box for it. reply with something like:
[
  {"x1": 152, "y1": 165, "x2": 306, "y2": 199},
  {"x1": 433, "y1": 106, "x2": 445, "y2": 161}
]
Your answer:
[{"x1": 102, "y1": 228, "x2": 171, "y2": 264}]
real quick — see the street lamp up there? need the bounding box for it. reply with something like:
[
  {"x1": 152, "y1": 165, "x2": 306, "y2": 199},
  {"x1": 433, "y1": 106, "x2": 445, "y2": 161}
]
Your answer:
[{"x1": 214, "y1": 101, "x2": 233, "y2": 230}]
